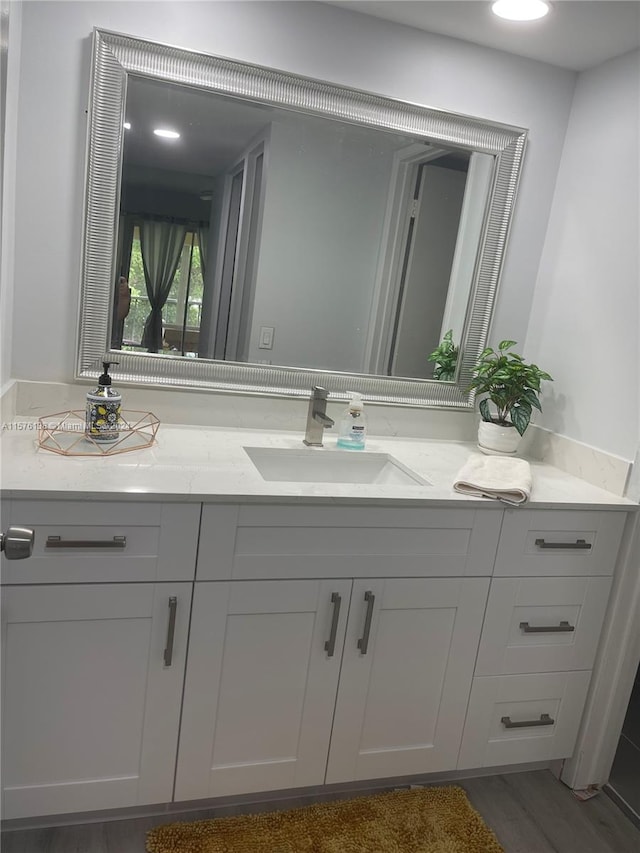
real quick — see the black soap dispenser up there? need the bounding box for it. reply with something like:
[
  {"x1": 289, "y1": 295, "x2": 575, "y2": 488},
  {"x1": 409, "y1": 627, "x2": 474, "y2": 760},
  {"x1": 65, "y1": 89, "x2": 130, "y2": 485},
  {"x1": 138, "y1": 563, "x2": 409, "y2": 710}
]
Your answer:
[{"x1": 85, "y1": 362, "x2": 122, "y2": 442}]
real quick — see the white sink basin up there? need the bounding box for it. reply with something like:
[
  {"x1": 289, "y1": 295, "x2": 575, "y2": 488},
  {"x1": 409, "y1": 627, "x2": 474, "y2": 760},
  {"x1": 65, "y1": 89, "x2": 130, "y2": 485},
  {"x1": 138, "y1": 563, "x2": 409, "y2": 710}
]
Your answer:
[{"x1": 243, "y1": 447, "x2": 430, "y2": 486}]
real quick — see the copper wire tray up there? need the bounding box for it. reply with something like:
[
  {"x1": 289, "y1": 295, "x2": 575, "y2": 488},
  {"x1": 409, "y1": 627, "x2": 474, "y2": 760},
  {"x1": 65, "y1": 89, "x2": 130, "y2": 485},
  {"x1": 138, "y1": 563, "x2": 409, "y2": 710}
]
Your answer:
[{"x1": 37, "y1": 410, "x2": 160, "y2": 456}]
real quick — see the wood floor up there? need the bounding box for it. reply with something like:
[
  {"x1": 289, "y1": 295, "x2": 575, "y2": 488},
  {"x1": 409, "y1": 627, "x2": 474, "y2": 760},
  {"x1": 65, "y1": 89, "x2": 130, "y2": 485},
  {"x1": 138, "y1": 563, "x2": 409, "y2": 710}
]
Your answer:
[{"x1": 2, "y1": 770, "x2": 640, "y2": 853}]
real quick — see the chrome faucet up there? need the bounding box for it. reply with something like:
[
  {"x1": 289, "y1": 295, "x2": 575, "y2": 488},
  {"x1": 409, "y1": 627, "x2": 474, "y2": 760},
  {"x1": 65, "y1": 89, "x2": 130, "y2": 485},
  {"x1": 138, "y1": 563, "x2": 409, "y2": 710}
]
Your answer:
[{"x1": 303, "y1": 386, "x2": 335, "y2": 446}]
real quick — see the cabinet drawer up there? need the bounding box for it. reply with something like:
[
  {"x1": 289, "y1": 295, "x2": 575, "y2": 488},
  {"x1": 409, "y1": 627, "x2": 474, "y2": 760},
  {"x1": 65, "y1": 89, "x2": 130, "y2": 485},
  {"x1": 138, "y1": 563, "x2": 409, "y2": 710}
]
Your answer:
[
  {"x1": 493, "y1": 509, "x2": 626, "y2": 577},
  {"x1": 1, "y1": 500, "x2": 200, "y2": 583},
  {"x1": 475, "y1": 576, "x2": 613, "y2": 675},
  {"x1": 197, "y1": 504, "x2": 502, "y2": 580},
  {"x1": 457, "y1": 670, "x2": 591, "y2": 769}
]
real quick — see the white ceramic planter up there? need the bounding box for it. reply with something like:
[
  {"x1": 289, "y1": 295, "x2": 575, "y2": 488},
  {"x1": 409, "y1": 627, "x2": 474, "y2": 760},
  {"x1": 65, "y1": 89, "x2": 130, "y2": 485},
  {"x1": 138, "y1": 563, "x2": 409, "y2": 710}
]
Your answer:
[{"x1": 478, "y1": 420, "x2": 521, "y2": 455}]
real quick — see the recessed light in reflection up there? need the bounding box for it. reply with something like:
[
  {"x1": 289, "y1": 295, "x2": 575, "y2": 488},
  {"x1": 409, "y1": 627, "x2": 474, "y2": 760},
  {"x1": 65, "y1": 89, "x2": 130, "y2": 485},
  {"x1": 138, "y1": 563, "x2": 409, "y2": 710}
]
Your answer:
[
  {"x1": 154, "y1": 128, "x2": 180, "y2": 139},
  {"x1": 123, "y1": 121, "x2": 131, "y2": 130},
  {"x1": 491, "y1": 0, "x2": 550, "y2": 21}
]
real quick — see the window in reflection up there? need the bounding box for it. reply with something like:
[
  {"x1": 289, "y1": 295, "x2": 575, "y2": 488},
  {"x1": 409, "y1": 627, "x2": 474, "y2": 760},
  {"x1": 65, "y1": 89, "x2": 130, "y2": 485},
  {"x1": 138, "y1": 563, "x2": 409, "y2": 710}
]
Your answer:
[{"x1": 114, "y1": 225, "x2": 205, "y2": 357}]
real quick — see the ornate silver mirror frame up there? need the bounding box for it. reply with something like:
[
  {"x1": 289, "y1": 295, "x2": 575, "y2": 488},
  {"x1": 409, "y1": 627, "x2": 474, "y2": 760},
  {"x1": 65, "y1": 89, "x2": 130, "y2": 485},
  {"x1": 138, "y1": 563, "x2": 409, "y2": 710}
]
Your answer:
[{"x1": 77, "y1": 28, "x2": 527, "y2": 407}]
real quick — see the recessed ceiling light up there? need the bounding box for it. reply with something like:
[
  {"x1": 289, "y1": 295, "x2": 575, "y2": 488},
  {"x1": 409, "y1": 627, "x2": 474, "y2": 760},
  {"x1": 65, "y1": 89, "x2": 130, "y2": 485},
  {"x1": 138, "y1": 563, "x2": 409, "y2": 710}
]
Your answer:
[
  {"x1": 491, "y1": 0, "x2": 550, "y2": 22},
  {"x1": 123, "y1": 122, "x2": 131, "y2": 130},
  {"x1": 153, "y1": 128, "x2": 180, "y2": 139}
]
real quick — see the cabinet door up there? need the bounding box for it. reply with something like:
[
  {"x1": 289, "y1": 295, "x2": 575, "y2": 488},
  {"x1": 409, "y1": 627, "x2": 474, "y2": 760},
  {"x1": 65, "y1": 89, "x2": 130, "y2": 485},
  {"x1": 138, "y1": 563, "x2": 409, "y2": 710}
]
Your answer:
[
  {"x1": 1, "y1": 583, "x2": 191, "y2": 819},
  {"x1": 326, "y1": 577, "x2": 489, "y2": 783},
  {"x1": 175, "y1": 579, "x2": 351, "y2": 800}
]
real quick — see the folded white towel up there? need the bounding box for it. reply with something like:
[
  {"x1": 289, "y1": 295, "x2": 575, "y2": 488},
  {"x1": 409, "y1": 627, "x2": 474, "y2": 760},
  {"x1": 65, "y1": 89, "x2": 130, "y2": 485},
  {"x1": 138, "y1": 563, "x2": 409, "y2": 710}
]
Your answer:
[{"x1": 453, "y1": 453, "x2": 532, "y2": 505}]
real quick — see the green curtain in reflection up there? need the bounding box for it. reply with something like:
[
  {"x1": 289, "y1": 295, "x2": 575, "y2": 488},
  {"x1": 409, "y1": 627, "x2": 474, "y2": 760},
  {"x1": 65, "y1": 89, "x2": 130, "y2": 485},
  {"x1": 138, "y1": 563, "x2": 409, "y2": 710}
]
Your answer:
[
  {"x1": 140, "y1": 219, "x2": 187, "y2": 352},
  {"x1": 198, "y1": 225, "x2": 208, "y2": 277}
]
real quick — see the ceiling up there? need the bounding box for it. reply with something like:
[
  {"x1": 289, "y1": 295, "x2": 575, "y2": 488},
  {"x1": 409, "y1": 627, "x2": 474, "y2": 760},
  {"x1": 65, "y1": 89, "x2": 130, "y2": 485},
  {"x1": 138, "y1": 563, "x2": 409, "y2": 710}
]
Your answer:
[
  {"x1": 123, "y1": 76, "x2": 278, "y2": 182},
  {"x1": 122, "y1": 75, "x2": 440, "y2": 189},
  {"x1": 328, "y1": 1, "x2": 640, "y2": 71}
]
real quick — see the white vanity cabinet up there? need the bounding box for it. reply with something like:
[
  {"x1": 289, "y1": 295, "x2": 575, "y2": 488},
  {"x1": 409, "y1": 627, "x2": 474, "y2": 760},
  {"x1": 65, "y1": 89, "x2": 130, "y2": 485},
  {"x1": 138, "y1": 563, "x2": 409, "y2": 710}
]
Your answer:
[
  {"x1": 175, "y1": 574, "x2": 490, "y2": 801},
  {"x1": 0, "y1": 500, "x2": 200, "y2": 820},
  {"x1": 0, "y1": 496, "x2": 631, "y2": 821},
  {"x1": 173, "y1": 503, "x2": 501, "y2": 801},
  {"x1": 457, "y1": 509, "x2": 626, "y2": 770}
]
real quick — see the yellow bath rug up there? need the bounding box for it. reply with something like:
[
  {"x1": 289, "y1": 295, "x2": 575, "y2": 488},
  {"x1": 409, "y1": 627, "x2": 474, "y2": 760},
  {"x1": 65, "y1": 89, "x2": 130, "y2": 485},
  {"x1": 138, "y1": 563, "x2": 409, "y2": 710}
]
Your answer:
[{"x1": 146, "y1": 785, "x2": 504, "y2": 852}]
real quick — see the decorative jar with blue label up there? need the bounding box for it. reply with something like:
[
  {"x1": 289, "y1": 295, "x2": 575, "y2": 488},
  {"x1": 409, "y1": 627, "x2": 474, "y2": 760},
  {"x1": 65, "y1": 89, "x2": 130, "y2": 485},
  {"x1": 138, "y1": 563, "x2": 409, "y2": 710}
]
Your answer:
[{"x1": 85, "y1": 362, "x2": 122, "y2": 442}]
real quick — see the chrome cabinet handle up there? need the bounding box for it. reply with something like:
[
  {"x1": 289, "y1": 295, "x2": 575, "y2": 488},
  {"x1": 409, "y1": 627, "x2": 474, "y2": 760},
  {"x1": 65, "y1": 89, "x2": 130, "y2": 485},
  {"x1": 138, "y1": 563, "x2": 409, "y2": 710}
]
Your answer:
[
  {"x1": 46, "y1": 535, "x2": 127, "y2": 549},
  {"x1": 163, "y1": 597, "x2": 177, "y2": 667},
  {"x1": 520, "y1": 620, "x2": 575, "y2": 634},
  {"x1": 535, "y1": 538, "x2": 591, "y2": 550},
  {"x1": 357, "y1": 591, "x2": 375, "y2": 655},
  {"x1": 501, "y1": 713, "x2": 555, "y2": 729},
  {"x1": 324, "y1": 592, "x2": 342, "y2": 657},
  {"x1": 1, "y1": 526, "x2": 35, "y2": 560}
]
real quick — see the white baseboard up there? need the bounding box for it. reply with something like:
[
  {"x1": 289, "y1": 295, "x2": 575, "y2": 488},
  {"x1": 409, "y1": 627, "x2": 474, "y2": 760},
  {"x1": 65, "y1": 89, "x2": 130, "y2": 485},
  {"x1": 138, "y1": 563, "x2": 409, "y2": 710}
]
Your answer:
[{"x1": 0, "y1": 760, "x2": 553, "y2": 831}]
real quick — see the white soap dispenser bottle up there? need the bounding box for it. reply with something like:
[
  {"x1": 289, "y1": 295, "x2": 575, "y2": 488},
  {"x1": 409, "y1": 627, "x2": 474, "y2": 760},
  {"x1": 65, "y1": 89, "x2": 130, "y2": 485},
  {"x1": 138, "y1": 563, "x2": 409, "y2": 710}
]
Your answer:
[{"x1": 336, "y1": 392, "x2": 366, "y2": 450}]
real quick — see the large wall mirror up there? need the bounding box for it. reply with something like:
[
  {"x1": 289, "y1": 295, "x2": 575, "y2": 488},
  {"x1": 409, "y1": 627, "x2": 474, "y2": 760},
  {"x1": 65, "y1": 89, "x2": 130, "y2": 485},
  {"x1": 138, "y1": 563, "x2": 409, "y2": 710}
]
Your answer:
[{"x1": 78, "y1": 29, "x2": 527, "y2": 407}]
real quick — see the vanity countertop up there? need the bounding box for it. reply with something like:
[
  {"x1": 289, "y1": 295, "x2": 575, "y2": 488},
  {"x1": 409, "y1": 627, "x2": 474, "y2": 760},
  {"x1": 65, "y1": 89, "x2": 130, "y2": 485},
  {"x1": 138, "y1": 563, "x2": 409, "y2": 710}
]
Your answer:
[{"x1": 0, "y1": 422, "x2": 635, "y2": 510}]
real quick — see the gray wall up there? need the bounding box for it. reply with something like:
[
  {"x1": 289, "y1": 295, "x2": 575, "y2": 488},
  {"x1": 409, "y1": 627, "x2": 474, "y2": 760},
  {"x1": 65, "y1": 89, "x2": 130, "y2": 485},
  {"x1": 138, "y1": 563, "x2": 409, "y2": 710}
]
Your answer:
[
  {"x1": 524, "y1": 49, "x2": 639, "y2": 461},
  {"x1": 246, "y1": 116, "x2": 398, "y2": 372},
  {"x1": 0, "y1": 0, "x2": 20, "y2": 392},
  {"x1": 8, "y1": 0, "x2": 576, "y2": 387}
]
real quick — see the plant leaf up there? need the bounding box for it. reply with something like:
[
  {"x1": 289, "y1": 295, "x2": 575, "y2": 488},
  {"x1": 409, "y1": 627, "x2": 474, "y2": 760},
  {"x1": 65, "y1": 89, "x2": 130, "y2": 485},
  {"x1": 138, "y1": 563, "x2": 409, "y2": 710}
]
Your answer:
[
  {"x1": 528, "y1": 373, "x2": 541, "y2": 391},
  {"x1": 479, "y1": 398, "x2": 492, "y2": 422},
  {"x1": 522, "y1": 388, "x2": 542, "y2": 411},
  {"x1": 499, "y1": 340, "x2": 517, "y2": 351},
  {"x1": 509, "y1": 405, "x2": 531, "y2": 436}
]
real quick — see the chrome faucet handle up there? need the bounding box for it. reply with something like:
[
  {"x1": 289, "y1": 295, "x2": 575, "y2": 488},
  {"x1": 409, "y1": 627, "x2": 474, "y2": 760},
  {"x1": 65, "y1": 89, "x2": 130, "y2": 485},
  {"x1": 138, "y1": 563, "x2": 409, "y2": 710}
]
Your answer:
[
  {"x1": 304, "y1": 386, "x2": 332, "y2": 446},
  {"x1": 314, "y1": 411, "x2": 334, "y2": 428}
]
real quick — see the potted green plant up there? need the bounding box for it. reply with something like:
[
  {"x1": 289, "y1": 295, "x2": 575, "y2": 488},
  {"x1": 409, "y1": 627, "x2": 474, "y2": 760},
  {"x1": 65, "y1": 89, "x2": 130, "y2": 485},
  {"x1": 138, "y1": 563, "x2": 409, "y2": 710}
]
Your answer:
[
  {"x1": 468, "y1": 340, "x2": 553, "y2": 454},
  {"x1": 428, "y1": 330, "x2": 458, "y2": 381}
]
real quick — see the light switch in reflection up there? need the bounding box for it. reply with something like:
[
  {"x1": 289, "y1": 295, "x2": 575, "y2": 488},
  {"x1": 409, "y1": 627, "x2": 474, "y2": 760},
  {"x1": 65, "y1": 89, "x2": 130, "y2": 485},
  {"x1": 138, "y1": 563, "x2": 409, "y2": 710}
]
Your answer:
[{"x1": 259, "y1": 326, "x2": 274, "y2": 349}]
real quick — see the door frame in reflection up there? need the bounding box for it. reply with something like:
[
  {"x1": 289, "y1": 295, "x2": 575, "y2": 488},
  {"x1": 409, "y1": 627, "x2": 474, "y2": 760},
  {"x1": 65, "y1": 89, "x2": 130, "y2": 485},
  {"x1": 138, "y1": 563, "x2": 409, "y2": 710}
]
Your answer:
[{"x1": 202, "y1": 135, "x2": 267, "y2": 362}]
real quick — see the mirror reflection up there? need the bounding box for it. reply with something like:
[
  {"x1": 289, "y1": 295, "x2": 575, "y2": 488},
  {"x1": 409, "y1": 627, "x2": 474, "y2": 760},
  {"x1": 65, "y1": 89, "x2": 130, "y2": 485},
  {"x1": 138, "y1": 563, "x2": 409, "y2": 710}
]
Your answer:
[{"x1": 112, "y1": 75, "x2": 495, "y2": 380}]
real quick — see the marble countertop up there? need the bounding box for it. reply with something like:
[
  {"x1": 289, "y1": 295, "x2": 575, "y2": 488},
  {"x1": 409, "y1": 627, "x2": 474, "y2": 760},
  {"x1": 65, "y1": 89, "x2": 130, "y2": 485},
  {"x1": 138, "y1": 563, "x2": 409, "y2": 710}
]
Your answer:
[{"x1": 0, "y1": 421, "x2": 635, "y2": 510}]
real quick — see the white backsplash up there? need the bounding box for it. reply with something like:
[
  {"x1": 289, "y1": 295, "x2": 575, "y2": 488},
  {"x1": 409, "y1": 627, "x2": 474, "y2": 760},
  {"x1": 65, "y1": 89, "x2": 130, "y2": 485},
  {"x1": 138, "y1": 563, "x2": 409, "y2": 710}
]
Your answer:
[
  {"x1": 625, "y1": 446, "x2": 640, "y2": 503},
  {"x1": 3, "y1": 380, "x2": 635, "y2": 498},
  {"x1": 520, "y1": 424, "x2": 632, "y2": 497},
  {"x1": 7, "y1": 380, "x2": 477, "y2": 442}
]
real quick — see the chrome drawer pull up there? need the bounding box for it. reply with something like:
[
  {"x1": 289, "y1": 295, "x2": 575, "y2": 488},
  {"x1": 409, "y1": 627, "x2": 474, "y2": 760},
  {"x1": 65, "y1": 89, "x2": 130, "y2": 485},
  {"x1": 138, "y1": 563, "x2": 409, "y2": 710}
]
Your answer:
[
  {"x1": 46, "y1": 535, "x2": 127, "y2": 549},
  {"x1": 357, "y1": 591, "x2": 375, "y2": 655},
  {"x1": 535, "y1": 538, "x2": 591, "y2": 550},
  {"x1": 501, "y1": 713, "x2": 555, "y2": 729},
  {"x1": 520, "y1": 620, "x2": 575, "y2": 634},
  {"x1": 163, "y1": 597, "x2": 177, "y2": 667},
  {"x1": 324, "y1": 592, "x2": 342, "y2": 657}
]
